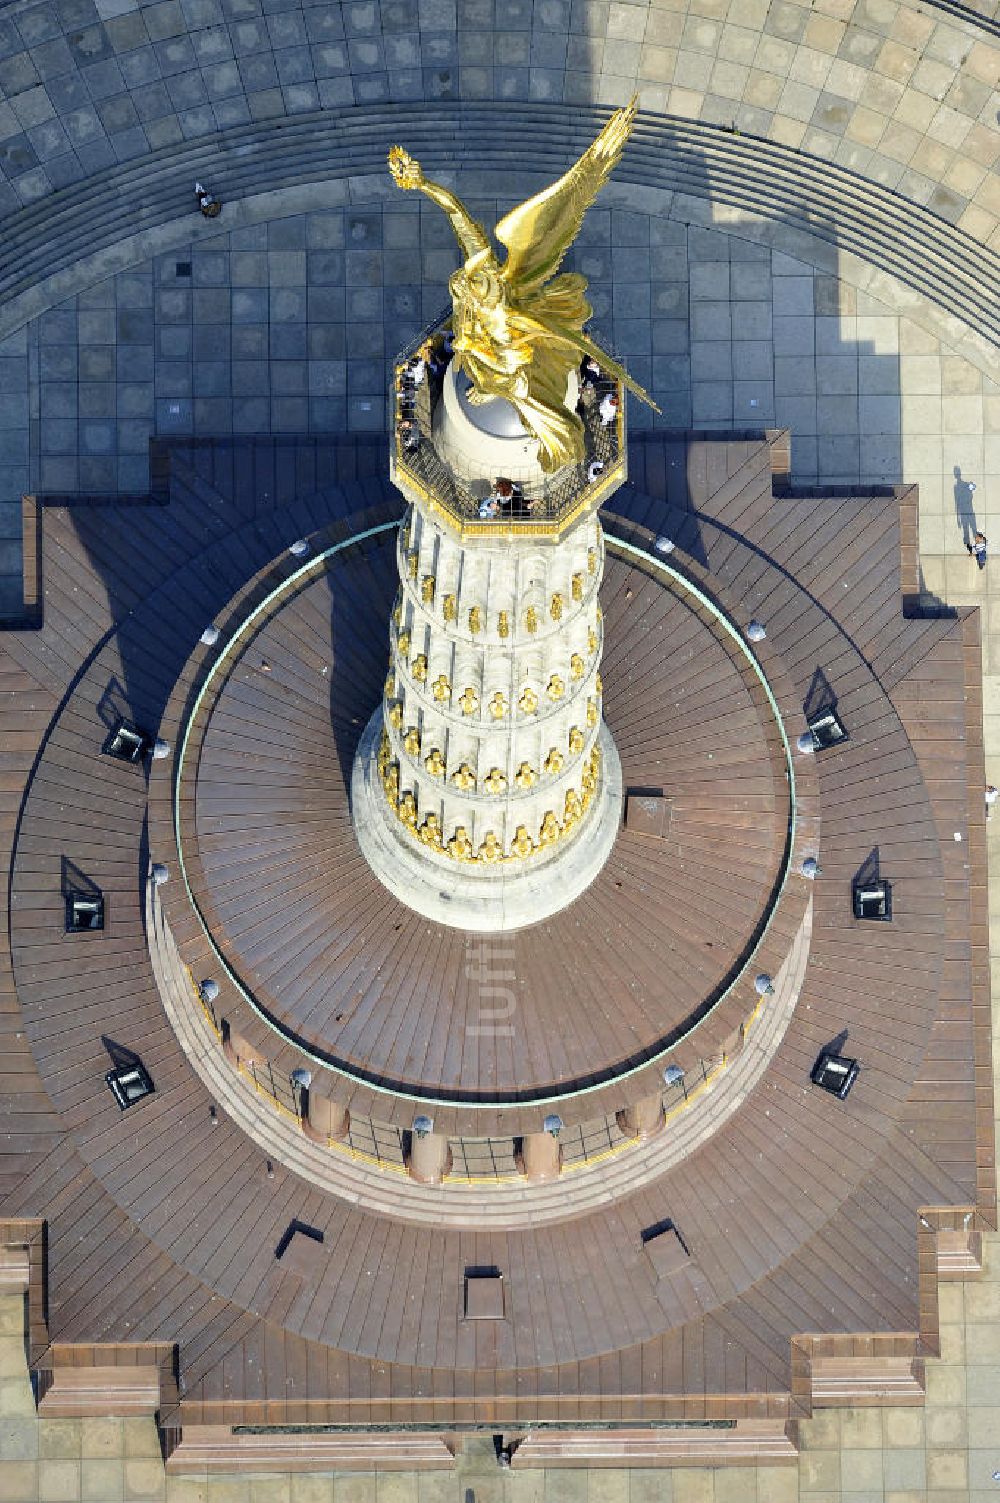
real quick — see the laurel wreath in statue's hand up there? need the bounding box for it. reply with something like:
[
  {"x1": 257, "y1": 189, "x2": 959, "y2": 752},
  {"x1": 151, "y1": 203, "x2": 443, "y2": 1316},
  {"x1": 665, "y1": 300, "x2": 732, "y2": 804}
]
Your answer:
[{"x1": 388, "y1": 145, "x2": 424, "y2": 189}]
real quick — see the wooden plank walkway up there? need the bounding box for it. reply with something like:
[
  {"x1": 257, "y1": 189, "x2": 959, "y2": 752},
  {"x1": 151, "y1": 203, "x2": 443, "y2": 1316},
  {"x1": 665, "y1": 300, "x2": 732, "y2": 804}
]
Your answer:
[{"x1": 0, "y1": 433, "x2": 992, "y2": 1427}]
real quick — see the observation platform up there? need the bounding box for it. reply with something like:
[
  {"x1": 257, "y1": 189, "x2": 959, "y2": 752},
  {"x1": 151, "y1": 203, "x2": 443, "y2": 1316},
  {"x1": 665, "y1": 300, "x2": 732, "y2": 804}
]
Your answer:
[{"x1": 389, "y1": 320, "x2": 627, "y2": 542}]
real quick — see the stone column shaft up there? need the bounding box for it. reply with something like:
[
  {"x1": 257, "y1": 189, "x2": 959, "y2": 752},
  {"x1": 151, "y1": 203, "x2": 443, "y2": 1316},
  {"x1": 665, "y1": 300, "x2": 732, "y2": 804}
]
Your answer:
[
  {"x1": 301, "y1": 1088, "x2": 351, "y2": 1144},
  {"x1": 517, "y1": 1132, "x2": 563, "y2": 1183},
  {"x1": 380, "y1": 504, "x2": 605, "y2": 862}
]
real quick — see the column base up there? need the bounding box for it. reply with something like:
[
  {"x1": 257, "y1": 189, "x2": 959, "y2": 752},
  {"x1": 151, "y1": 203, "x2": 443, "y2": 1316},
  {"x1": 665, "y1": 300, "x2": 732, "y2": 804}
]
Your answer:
[{"x1": 350, "y1": 712, "x2": 623, "y2": 934}]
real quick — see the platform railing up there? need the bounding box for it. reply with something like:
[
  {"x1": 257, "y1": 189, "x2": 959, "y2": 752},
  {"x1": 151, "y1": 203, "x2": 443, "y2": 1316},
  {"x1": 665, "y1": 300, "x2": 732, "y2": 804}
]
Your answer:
[{"x1": 391, "y1": 320, "x2": 625, "y2": 534}]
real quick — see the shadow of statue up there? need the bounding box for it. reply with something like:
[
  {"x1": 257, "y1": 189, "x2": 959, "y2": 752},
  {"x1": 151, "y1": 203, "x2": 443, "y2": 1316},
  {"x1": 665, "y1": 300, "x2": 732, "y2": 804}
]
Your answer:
[{"x1": 954, "y1": 464, "x2": 978, "y2": 548}]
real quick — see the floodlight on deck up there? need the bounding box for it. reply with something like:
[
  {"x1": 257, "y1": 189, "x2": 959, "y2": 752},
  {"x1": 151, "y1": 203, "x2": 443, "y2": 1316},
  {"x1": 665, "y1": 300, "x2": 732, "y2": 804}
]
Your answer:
[
  {"x1": 67, "y1": 895, "x2": 104, "y2": 932},
  {"x1": 105, "y1": 1060, "x2": 155, "y2": 1111},
  {"x1": 106, "y1": 722, "x2": 151, "y2": 763},
  {"x1": 413, "y1": 1114, "x2": 434, "y2": 1138},
  {"x1": 852, "y1": 879, "x2": 892, "y2": 921},
  {"x1": 810, "y1": 1050, "x2": 859, "y2": 1100},
  {"x1": 543, "y1": 1114, "x2": 563, "y2": 1138},
  {"x1": 806, "y1": 708, "x2": 848, "y2": 750}
]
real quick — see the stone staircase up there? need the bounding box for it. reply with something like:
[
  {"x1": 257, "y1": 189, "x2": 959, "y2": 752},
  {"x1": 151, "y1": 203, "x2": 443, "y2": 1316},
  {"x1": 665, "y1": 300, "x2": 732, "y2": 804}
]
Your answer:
[{"x1": 1, "y1": 105, "x2": 998, "y2": 353}]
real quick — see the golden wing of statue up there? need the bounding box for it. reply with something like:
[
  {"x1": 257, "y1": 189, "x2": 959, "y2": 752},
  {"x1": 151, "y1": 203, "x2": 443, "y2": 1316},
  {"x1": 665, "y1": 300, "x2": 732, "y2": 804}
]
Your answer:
[{"x1": 494, "y1": 97, "x2": 638, "y2": 293}]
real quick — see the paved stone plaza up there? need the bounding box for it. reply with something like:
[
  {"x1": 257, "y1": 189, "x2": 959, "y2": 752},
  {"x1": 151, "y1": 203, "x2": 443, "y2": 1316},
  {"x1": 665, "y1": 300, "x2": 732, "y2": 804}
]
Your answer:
[
  {"x1": 0, "y1": 0, "x2": 996, "y2": 228},
  {"x1": 0, "y1": 0, "x2": 997, "y2": 617}
]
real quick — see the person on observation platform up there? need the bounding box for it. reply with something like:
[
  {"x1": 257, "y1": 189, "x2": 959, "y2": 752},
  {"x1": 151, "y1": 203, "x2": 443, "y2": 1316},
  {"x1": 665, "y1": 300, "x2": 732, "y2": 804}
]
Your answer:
[
  {"x1": 399, "y1": 418, "x2": 420, "y2": 456},
  {"x1": 490, "y1": 477, "x2": 536, "y2": 519},
  {"x1": 599, "y1": 389, "x2": 620, "y2": 426},
  {"x1": 426, "y1": 338, "x2": 448, "y2": 380},
  {"x1": 505, "y1": 493, "x2": 537, "y2": 518},
  {"x1": 580, "y1": 355, "x2": 602, "y2": 386},
  {"x1": 408, "y1": 344, "x2": 430, "y2": 385}
]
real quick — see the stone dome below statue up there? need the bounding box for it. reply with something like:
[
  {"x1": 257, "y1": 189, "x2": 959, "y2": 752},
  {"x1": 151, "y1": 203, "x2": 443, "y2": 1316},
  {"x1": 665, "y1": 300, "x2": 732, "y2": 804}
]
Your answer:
[
  {"x1": 434, "y1": 362, "x2": 558, "y2": 487},
  {"x1": 452, "y1": 368, "x2": 527, "y2": 439}
]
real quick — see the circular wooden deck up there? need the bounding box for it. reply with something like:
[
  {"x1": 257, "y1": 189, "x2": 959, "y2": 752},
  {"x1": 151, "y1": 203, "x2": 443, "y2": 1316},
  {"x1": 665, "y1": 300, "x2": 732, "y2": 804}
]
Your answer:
[
  {"x1": 182, "y1": 534, "x2": 789, "y2": 1105},
  {"x1": 6, "y1": 436, "x2": 982, "y2": 1400}
]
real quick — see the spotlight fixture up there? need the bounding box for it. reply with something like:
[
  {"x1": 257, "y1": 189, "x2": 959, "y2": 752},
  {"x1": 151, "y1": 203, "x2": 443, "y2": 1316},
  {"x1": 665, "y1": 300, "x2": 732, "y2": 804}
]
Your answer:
[
  {"x1": 67, "y1": 894, "x2": 104, "y2": 932},
  {"x1": 806, "y1": 708, "x2": 848, "y2": 750},
  {"x1": 105, "y1": 721, "x2": 151, "y2": 763},
  {"x1": 811, "y1": 1050, "x2": 859, "y2": 1100},
  {"x1": 853, "y1": 879, "x2": 892, "y2": 921},
  {"x1": 105, "y1": 1060, "x2": 155, "y2": 1110}
]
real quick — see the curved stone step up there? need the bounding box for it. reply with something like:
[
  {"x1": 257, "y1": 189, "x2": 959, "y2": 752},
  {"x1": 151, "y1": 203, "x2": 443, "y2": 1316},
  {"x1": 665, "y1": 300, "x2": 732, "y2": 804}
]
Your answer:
[
  {"x1": 920, "y1": 0, "x2": 1000, "y2": 40},
  {"x1": 5, "y1": 108, "x2": 991, "y2": 318},
  {"x1": 1, "y1": 106, "x2": 997, "y2": 354}
]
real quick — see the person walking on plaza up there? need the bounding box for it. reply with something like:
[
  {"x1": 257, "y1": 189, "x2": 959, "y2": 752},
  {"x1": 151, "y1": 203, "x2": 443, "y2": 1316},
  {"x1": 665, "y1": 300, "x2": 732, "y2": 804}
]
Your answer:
[
  {"x1": 969, "y1": 530, "x2": 988, "y2": 569},
  {"x1": 194, "y1": 180, "x2": 222, "y2": 218}
]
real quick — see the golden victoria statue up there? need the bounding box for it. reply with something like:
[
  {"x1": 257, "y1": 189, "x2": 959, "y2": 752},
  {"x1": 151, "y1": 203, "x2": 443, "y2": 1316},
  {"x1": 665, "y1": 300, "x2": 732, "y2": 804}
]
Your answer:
[{"x1": 388, "y1": 97, "x2": 658, "y2": 472}]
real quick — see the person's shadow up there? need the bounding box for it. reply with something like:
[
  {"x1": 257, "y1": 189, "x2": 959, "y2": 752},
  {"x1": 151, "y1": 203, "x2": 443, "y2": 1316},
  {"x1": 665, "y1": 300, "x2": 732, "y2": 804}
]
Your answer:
[{"x1": 954, "y1": 465, "x2": 978, "y2": 548}]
